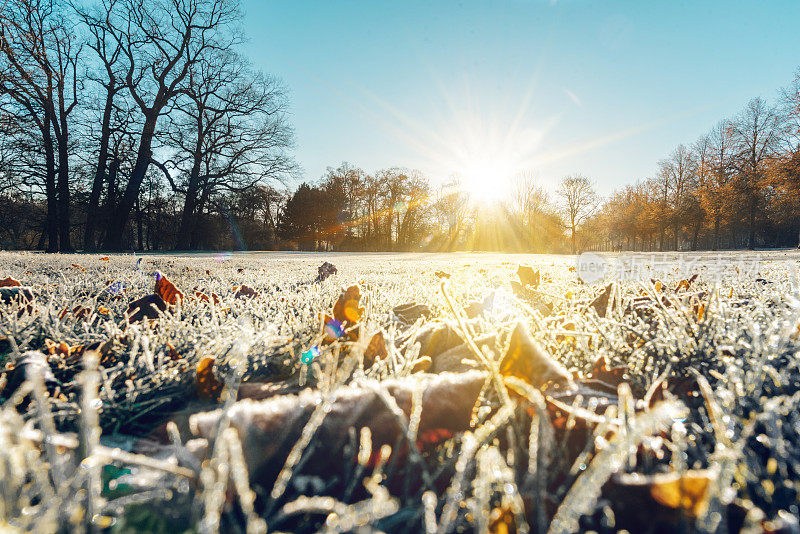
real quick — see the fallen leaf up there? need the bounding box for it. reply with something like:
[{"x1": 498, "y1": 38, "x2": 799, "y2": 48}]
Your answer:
[
  {"x1": 189, "y1": 371, "x2": 488, "y2": 494},
  {"x1": 0, "y1": 276, "x2": 21, "y2": 288},
  {"x1": 126, "y1": 294, "x2": 167, "y2": 323},
  {"x1": 410, "y1": 356, "x2": 432, "y2": 373},
  {"x1": 233, "y1": 285, "x2": 257, "y2": 299},
  {"x1": 392, "y1": 301, "x2": 431, "y2": 325},
  {"x1": 588, "y1": 283, "x2": 614, "y2": 317},
  {"x1": 316, "y1": 261, "x2": 338, "y2": 282},
  {"x1": 99, "y1": 257, "x2": 110, "y2": 262},
  {"x1": 434, "y1": 270, "x2": 451, "y2": 279},
  {"x1": 333, "y1": 285, "x2": 363, "y2": 325},
  {"x1": 517, "y1": 265, "x2": 540, "y2": 288},
  {"x1": 166, "y1": 341, "x2": 180, "y2": 361},
  {"x1": 71, "y1": 263, "x2": 86, "y2": 272},
  {"x1": 675, "y1": 274, "x2": 698, "y2": 292},
  {"x1": 499, "y1": 322, "x2": 573, "y2": 389},
  {"x1": 583, "y1": 355, "x2": 627, "y2": 393},
  {"x1": 154, "y1": 272, "x2": 183, "y2": 305},
  {"x1": 694, "y1": 302, "x2": 706, "y2": 321},
  {"x1": 363, "y1": 332, "x2": 388, "y2": 367},
  {"x1": 196, "y1": 357, "x2": 224, "y2": 401}
]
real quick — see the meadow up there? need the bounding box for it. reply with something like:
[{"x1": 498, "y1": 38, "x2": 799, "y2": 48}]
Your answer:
[{"x1": 1, "y1": 250, "x2": 800, "y2": 533}]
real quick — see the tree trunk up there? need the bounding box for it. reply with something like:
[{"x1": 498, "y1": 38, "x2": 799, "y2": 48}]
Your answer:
[
  {"x1": 177, "y1": 160, "x2": 202, "y2": 249},
  {"x1": 105, "y1": 113, "x2": 158, "y2": 250},
  {"x1": 84, "y1": 89, "x2": 114, "y2": 251},
  {"x1": 43, "y1": 124, "x2": 59, "y2": 253},
  {"x1": 56, "y1": 139, "x2": 72, "y2": 252}
]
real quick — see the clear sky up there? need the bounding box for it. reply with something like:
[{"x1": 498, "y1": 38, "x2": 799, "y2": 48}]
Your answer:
[{"x1": 242, "y1": 0, "x2": 800, "y2": 197}]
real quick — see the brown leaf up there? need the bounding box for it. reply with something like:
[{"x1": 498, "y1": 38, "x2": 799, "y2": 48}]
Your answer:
[
  {"x1": 583, "y1": 355, "x2": 627, "y2": 393},
  {"x1": 392, "y1": 301, "x2": 431, "y2": 325},
  {"x1": 233, "y1": 285, "x2": 257, "y2": 299},
  {"x1": 154, "y1": 272, "x2": 183, "y2": 305},
  {"x1": 166, "y1": 341, "x2": 180, "y2": 361},
  {"x1": 126, "y1": 294, "x2": 167, "y2": 323},
  {"x1": 189, "y1": 371, "x2": 488, "y2": 494},
  {"x1": 0, "y1": 276, "x2": 21, "y2": 288},
  {"x1": 499, "y1": 322, "x2": 573, "y2": 389},
  {"x1": 517, "y1": 265, "x2": 540, "y2": 288},
  {"x1": 196, "y1": 357, "x2": 224, "y2": 401},
  {"x1": 363, "y1": 331, "x2": 388, "y2": 367},
  {"x1": 434, "y1": 270, "x2": 451, "y2": 279},
  {"x1": 59, "y1": 305, "x2": 91, "y2": 321},
  {"x1": 71, "y1": 263, "x2": 86, "y2": 272},
  {"x1": 605, "y1": 470, "x2": 713, "y2": 531},
  {"x1": 588, "y1": 283, "x2": 614, "y2": 317},
  {"x1": 333, "y1": 285, "x2": 363, "y2": 325},
  {"x1": 675, "y1": 273, "x2": 698, "y2": 292}
]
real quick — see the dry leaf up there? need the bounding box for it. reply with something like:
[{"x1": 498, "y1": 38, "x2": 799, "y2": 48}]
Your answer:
[
  {"x1": 583, "y1": 355, "x2": 627, "y2": 393},
  {"x1": 196, "y1": 357, "x2": 224, "y2": 401},
  {"x1": 363, "y1": 331, "x2": 388, "y2": 367},
  {"x1": 588, "y1": 283, "x2": 614, "y2": 317},
  {"x1": 126, "y1": 294, "x2": 167, "y2": 323},
  {"x1": 675, "y1": 274, "x2": 698, "y2": 292},
  {"x1": 0, "y1": 276, "x2": 21, "y2": 288},
  {"x1": 71, "y1": 263, "x2": 86, "y2": 272},
  {"x1": 189, "y1": 371, "x2": 488, "y2": 494},
  {"x1": 233, "y1": 285, "x2": 257, "y2": 299},
  {"x1": 434, "y1": 270, "x2": 451, "y2": 279},
  {"x1": 333, "y1": 285, "x2": 363, "y2": 325},
  {"x1": 154, "y1": 272, "x2": 183, "y2": 305},
  {"x1": 99, "y1": 256, "x2": 110, "y2": 262},
  {"x1": 166, "y1": 341, "x2": 180, "y2": 361},
  {"x1": 517, "y1": 265, "x2": 540, "y2": 288},
  {"x1": 499, "y1": 322, "x2": 573, "y2": 389}
]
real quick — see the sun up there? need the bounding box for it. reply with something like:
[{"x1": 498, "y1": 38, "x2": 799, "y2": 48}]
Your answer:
[{"x1": 458, "y1": 154, "x2": 517, "y2": 203}]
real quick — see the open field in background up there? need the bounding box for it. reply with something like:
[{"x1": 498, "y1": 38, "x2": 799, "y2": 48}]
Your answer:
[{"x1": 2, "y1": 251, "x2": 800, "y2": 533}]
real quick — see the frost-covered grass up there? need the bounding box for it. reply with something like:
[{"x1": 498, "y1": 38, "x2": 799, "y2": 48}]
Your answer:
[{"x1": 2, "y1": 250, "x2": 800, "y2": 533}]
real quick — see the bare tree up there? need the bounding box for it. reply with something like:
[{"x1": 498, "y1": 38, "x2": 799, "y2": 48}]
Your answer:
[
  {"x1": 433, "y1": 176, "x2": 470, "y2": 249},
  {"x1": 76, "y1": 1, "x2": 132, "y2": 250},
  {"x1": 0, "y1": 0, "x2": 81, "y2": 251},
  {"x1": 85, "y1": 0, "x2": 241, "y2": 250},
  {"x1": 556, "y1": 174, "x2": 597, "y2": 253},
  {"x1": 729, "y1": 98, "x2": 786, "y2": 249},
  {"x1": 158, "y1": 49, "x2": 293, "y2": 249}
]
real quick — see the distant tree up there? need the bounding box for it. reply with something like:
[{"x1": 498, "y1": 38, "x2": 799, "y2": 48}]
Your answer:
[
  {"x1": 556, "y1": 174, "x2": 597, "y2": 253},
  {"x1": 729, "y1": 98, "x2": 786, "y2": 249},
  {"x1": 509, "y1": 171, "x2": 552, "y2": 249},
  {"x1": 433, "y1": 177, "x2": 470, "y2": 249}
]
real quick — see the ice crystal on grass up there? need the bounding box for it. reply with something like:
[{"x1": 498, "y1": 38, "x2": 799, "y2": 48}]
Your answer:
[{"x1": 3, "y1": 251, "x2": 800, "y2": 532}]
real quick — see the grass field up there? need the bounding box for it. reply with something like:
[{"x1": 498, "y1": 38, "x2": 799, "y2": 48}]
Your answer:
[{"x1": 2, "y1": 250, "x2": 800, "y2": 533}]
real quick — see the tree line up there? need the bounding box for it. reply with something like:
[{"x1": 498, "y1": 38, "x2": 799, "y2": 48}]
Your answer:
[
  {"x1": 587, "y1": 71, "x2": 800, "y2": 251},
  {"x1": 2, "y1": 2, "x2": 799, "y2": 253}
]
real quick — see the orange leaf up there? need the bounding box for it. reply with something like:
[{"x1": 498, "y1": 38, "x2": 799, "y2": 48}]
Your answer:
[
  {"x1": 364, "y1": 331, "x2": 388, "y2": 367},
  {"x1": 649, "y1": 470, "x2": 712, "y2": 517},
  {"x1": 71, "y1": 263, "x2": 86, "y2": 272},
  {"x1": 154, "y1": 272, "x2": 183, "y2": 305},
  {"x1": 196, "y1": 357, "x2": 223, "y2": 401},
  {"x1": 166, "y1": 341, "x2": 180, "y2": 361},
  {"x1": 499, "y1": 322, "x2": 573, "y2": 389},
  {"x1": 99, "y1": 256, "x2": 110, "y2": 262},
  {"x1": 333, "y1": 285, "x2": 363, "y2": 325},
  {"x1": 0, "y1": 277, "x2": 21, "y2": 288}
]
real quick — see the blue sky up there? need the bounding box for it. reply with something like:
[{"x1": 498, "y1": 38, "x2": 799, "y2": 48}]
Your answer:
[{"x1": 242, "y1": 0, "x2": 800, "y2": 196}]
